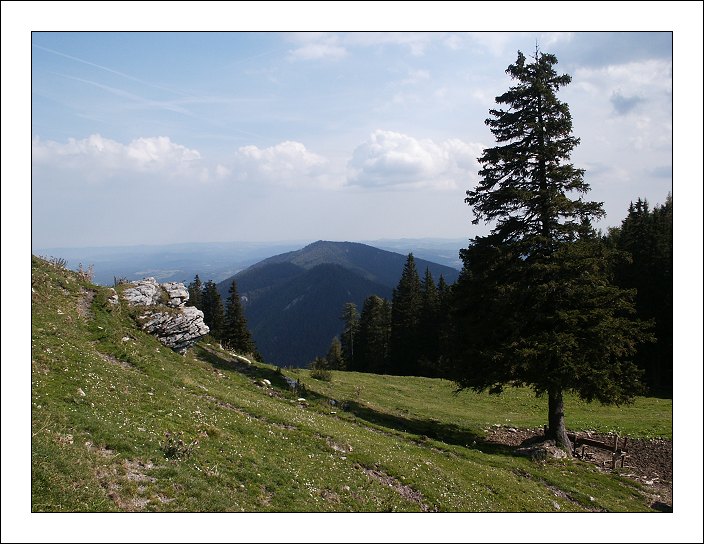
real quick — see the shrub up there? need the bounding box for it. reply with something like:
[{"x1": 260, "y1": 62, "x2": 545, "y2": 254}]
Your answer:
[
  {"x1": 311, "y1": 367, "x2": 332, "y2": 381},
  {"x1": 77, "y1": 262, "x2": 95, "y2": 282},
  {"x1": 161, "y1": 431, "x2": 198, "y2": 460}
]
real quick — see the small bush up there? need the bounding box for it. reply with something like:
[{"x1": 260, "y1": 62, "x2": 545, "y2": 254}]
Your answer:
[
  {"x1": 161, "y1": 431, "x2": 198, "y2": 460},
  {"x1": 311, "y1": 367, "x2": 332, "y2": 381},
  {"x1": 77, "y1": 263, "x2": 95, "y2": 282}
]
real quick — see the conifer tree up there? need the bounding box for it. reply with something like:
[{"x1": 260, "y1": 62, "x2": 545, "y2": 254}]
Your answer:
[
  {"x1": 605, "y1": 194, "x2": 672, "y2": 395},
  {"x1": 418, "y1": 268, "x2": 441, "y2": 376},
  {"x1": 325, "y1": 336, "x2": 345, "y2": 370},
  {"x1": 390, "y1": 254, "x2": 422, "y2": 375},
  {"x1": 451, "y1": 48, "x2": 651, "y2": 449},
  {"x1": 187, "y1": 274, "x2": 203, "y2": 309},
  {"x1": 340, "y1": 302, "x2": 360, "y2": 369},
  {"x1": 201, "y1": 280, "x2": 225, "y2": 340},
  {"x1": 436, "y1": 274, "x2": 454, "y2": 374},
  {"x1": 354, "y1": 295, "x2": 392, "y2": 373},
  {"x1": 223, "y1": 279, "x2": 256, "y2": 355}
]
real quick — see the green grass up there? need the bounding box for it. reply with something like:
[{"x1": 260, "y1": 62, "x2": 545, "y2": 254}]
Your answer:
[{"x1": 31, "y1": 255, "x2": 671, "y2": 512}]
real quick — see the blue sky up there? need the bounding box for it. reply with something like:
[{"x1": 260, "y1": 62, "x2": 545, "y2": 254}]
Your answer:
[{"x1": 27, "y1": 28, "x2": 677, "y2": 249}]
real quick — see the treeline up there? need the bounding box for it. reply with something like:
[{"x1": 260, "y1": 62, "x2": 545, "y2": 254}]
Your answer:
[
  {"x1": 604, "y1": 194, "x2": 673, "y2": 396},
  {"x1": 316, "y1": 195, "x2": 672, "y2": 397},
  {"x1": 313, "y1": 254, "x2": 453, "y2": 377},
  {"x1": 186, "y1": 275, "x2": 259, "y2": 358}
]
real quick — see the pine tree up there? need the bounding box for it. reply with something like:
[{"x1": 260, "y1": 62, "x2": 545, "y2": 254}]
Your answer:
[
  {"x1": 340, "y1": 302, "x2": 360, "y2": 369},
  {"x1": 325, "y1": 337, "x2": 345, "y2": 370},
  {"x1": 436, "y1": 274, "x2": 454, "y2": 374},
  {"x1": 452, "y1": 48, "x2": 651, "y2": 449},
  {"x1": 201, "y1": 280, "x2": 225, "y2": 340},
  {"x1": 390, "y1": 254, "x2": 422, "y2": 375},
  {"x1": 418, "y1": 268, "x2": 441, "y2": 376},
  {"x1": 605, "y1": 194, "x2": 672, "y2": 396},
  {"x1": 187, "y1": 274, "x2": 203, "y2": 309},
  {"x1": 354, "y1": 295, "x2": 392, "y2": 373},
  {"x1": 223, "y1": 279, "x2": 256, "y2": 355}
]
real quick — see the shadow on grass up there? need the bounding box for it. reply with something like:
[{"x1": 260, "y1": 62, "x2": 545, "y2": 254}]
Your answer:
[
  {"x1": 193, "y1": 344, "x2": 327, "y2": 402},
  {"x1": 341, "y1": 400, "x2": 515, "y2": 456},
  {"x1": 195, "y1": 345, "x2": 515, "y2": 456}
]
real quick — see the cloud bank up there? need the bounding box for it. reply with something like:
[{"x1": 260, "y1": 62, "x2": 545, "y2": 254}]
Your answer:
[
  {"x1": 347, "y1": 130, "x2": 483, "y2": 190},
  {"x1": 230, "y1": 141, "x2": 333, "y2": 188},
  {"x1": 32, "y1": 134, "x2": 209, "y2": 182}
]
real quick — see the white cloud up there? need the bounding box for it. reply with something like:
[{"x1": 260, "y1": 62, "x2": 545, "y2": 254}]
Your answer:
[
  {"x1": 230, "y1": 141, "x2": 335, "y2": 188},
  {"x1": 287, "y1": 33, "x2": 347, "y2": 61},
  {"x1": 32, "y1": 134, "x2": 205, "y2": 181},
  {"x1": 573, "y1": 59, "x2": 672, "y2": 99},
  {"x1": 347, "y1": 130, "x2": 484, "y2": 190},
  {"x1": 287, "y1": 32, "x2": 465, "y2": 61}
]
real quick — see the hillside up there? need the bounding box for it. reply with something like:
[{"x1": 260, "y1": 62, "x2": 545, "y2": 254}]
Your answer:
[
  {"x1": 218, "y1": 241, "x2": 459, "y2": 366},
  {"x1": 241, "y1": 240, "x2": 460, "y2": 287},
  {"x1": 29, "y1": 254, "x2": 673, "y2": 519},
  {"x1": 243, "y1": 263, "x2": 393, "y2": 366}
]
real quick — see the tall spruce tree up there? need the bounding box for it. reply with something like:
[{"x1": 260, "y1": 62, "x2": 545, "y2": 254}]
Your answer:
[
  {"x1": 354, "y1": 295, "x2": 392, "y2": 373},
  {"x1": 452, "y1": 48, "x2": 651, "y2": 449},
  {"x1": 605, "y1": 195, "x2": 672, "y2": 396},
  {"x1": 223, "y1": 279, "x2": 256, "y2": 355},
  {"x1": 340, "y1": 302, "x2": 360, "y2": 369},
  {"x1": 186, "y1": 274, "x2": 203, "y2": 309},
  {"x1": 390, "y1": 254, "x2": 422, "y2": 375},
  {"x1": 201, "y1": 280, "x2": 225, "y2": 340},
  {"x1": 325, "y1": 336, "x2": 345, "y2": 370},
  {"x1": 418, "y1": 267, "x2": 441, "y2": 376}
]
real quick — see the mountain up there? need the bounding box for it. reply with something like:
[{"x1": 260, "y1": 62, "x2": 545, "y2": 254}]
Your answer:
[
  {"x1": 32, "y1": 240, "x2": 310, "y2": 286},
  {"x1": 217, "y1": 241, "x2": 460, "y2": 366}
]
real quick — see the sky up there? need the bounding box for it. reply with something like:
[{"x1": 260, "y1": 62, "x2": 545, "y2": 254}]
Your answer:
[
  {"x1": 3, "y1": 3, "x2": 703, "y2": 543},
  {"x1": 27, "y1": 27, "x2": 678, "y2": 249}
]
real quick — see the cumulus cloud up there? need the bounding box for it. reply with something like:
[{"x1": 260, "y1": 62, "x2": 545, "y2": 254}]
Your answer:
[
  {"x1": 230, "y1": 141, "x2": 334, "y2": 188},
  {"x1": 347, "y1": 130, "x2": 483, "y2": 190},
  {"x1": 32, "y1": 134, "x2": 206, "y2": 181}
]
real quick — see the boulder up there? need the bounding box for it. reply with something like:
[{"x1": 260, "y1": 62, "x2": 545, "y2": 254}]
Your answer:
[
  {"x1": 514, "y1": 439, "x2": 569, "y2": 461},
  {"x1": 122, "y1": 278, "x2": 162, "y2": 306},
  {"x1": 122, "y1": 278, "x2": 208, "y2": 353}
]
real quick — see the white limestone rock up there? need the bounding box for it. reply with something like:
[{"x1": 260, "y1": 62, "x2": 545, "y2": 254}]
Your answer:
[{"x1": 123, "y1": 278, "x2": 208, "y2": 353}]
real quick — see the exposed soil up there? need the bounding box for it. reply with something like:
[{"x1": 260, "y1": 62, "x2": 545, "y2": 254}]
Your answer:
[{"x1": 484, "y1": 426, "x2": 673, "y2": 511}]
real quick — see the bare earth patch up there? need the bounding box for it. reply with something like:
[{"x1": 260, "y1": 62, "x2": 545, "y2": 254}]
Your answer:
[
  {"x1": 483, "y1": 426, "x2": 672, "y2": 511},
  {"x1": 358, "y1": 464, "x2": 435, "y2": 512},
  {"x1": 77, "y1": 288, "x2": 95, "y2": 319}
]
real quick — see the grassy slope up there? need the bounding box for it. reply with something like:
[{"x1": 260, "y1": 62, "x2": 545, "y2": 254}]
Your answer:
[{"x1": 31, "y1": 256, "x2": 671, "y2": 512}]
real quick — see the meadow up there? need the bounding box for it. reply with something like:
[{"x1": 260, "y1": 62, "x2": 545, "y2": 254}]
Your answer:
[{"x1": 31, "y1": 256, "x2": 671, "y2": 513}]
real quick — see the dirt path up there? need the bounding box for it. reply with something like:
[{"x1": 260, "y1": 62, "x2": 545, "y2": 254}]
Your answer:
[{"x1": 484, "y1": 426, "x2": 672, "y2": 510}]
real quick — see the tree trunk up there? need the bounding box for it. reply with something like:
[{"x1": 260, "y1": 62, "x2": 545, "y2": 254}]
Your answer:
[{"x1": 547, "y1": 387, "x2": 572, "y2": 451}]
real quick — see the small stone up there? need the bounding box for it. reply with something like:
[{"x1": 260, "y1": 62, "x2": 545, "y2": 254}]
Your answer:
[{"x1": 77, "y1": 388, "x2": 86, "y2": 397}]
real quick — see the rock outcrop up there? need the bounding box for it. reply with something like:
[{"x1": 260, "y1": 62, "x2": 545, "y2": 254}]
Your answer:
[{"x1": 122, "y1": 277, "x2": 209, "y2": 353}]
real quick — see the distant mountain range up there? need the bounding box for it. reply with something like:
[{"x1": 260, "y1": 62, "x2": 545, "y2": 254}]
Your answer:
[
  {"x1": 217, "y1": 241, "x2": 460, "y2": 367},
  {"x1": 33, "y1": 238, "x2": 467, "y2": 286}
]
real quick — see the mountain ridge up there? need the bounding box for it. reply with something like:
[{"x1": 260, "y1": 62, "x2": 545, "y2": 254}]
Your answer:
[{"x1": 217, "y1": 241, "x2": 460, "y2": 366}]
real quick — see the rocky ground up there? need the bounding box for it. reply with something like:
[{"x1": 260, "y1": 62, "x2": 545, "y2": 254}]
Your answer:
[{"x1": 483, "y1": 426, "x2": 673, "y2": 511}]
